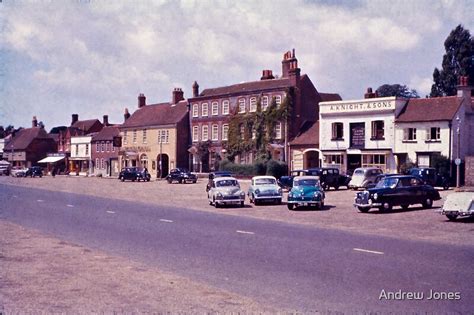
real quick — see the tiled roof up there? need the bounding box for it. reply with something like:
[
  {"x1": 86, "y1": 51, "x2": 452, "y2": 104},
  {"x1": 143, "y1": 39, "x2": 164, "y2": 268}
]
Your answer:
[
  {"x1": 4, "y1": 127, "x2": 52, "y2": 150},
  {"x1": 290, "y1": 121, "x2": 319, "y2": 146},
  {"x1": 199, "y1": 77, "x2": 292, "y2": 98},
  {"x1": 320, "y1": 93, "x2": 342, "y2": 102},
  {"x1": 121, "y1": 100, "x2": 188, "y2": 129},
  {"x1": 396, "y1": 96, "x2": 462, "y2": 122},
  {"x1": 72, "y1": 119, "x2": 101, "y2": 132},
  {"x1": 92, "y1": 126, "x2": 120, "y2": 141}
]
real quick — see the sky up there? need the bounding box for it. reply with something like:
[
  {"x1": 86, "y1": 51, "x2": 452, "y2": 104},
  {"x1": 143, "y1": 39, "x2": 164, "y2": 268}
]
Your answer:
[{"x1": 1, "y1": 0, "x2": 473, "y2": 130}]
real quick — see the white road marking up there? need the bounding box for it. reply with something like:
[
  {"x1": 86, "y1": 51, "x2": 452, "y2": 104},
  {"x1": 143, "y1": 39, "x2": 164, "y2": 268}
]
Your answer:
[
  {"x1": 66, "y1": 204, "x2": 74, "y2": 208},
  {"x1": 353, "y1": 248, "x2": 384, "y2": 255},
  {"x1": 160, "y1": 219, "x2": 174, "y2": 223},
  {"x1": 13, "y1": 195, "x2": 18, "y2": 198},
  {"x1": 236, "y1": 230, "x2": 255, "y2": 235},
  {"x1": 37, "y1": 199, "x2": 44, "y2": 202},
  {"x1": 106, "y1": 211, "x2": 115, "y2": 214}
]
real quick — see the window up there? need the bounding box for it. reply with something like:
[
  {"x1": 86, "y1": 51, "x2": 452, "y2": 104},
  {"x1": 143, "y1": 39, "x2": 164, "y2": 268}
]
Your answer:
[
  {"x1": 275, "y1": 95, "x2": 282, "y2": 106},
  {"x1": 371, "y1": 120, "x2": 384, "y2": 140},
  {"x1": 85, "y1": 144, "x2": 89, "y2": 155},
  {"x1": 123, "y1": 131, "x2": 127, "y2": 144},
  {"x1": 101, "y1": 141, "x2": 105, "y2": 152},
  {"x1": 222, "y1": 100, "x2": 230, "y2": 115},
  {"x1": 143, "y1": 129, "x2": 147, "y2": 144},
  {"x1": 332, "y1": 122, "x2": 344, "y2": 140},
  {"x1": 362, "y1": 154, "x2": 386, "y2": 171},
  {"x1": 140, "y1": 154, "x2": 148, "y2": 169},
  {"x1": 250, "y1": 97, "x2": 257, "y2": 112},
  {"x1": 193, "y1": 126, "x2": 199, "y2": 142},
  {"x1": 158, "y1": 130, "x2": 169, "y2": 143},
  {"x1": 96, "y1": 158, "x2": 99, "y2": 169},
  {"x1": 426, "y1": 127, "x2": 441, "y2": 141},
  {"x1": 96, "y1": 142, "x2": 100, "y2": 152},
  {"x1": 211, "y1": 102, "x2": 218, "y2": 115},
  {"x1": 101, "y1": 158, "x2": 105, "y2": 169},
  {"x1": 212, "y1": 124, "x2": 218, "y2": 141},
  {"x1": 75, "y1": 144, "x2": 78, "y2": 156},
  {"x1": 202, "y1": 103, "x2": 209, "y2": 117},
  {"x1": 238, "y1": 98, "x2": 246, "y2": 113},
  {"x1": 192, "y1": 104, "x2": 199, "y2": 117},
  {"x1": 275, "y1": 122, "x2": 282, "y2": 139},
  {"x1": 325, "y1": 154, "x2": 343, "y2": 165},
  {"x1": 262, "y1": 96, "x2": 269, "y2": 111},
  {"x1": 222, "y1": 124, "x2": 229, "y2": 141},
  {"x1": 403, "y1": 128, "x2": 417, "y2": 141},
  {"x1": 202, "y1": 125, "x2": 209, "y2": 141},
  {"x1": 133, "y1": 130, "x2": 137, "y2": 143}
]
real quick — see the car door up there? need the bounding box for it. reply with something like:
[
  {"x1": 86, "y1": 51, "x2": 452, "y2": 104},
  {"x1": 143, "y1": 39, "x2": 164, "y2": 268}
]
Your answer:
[{"x1": 393, "y1": 177, "x2": 414, "y2": 205}]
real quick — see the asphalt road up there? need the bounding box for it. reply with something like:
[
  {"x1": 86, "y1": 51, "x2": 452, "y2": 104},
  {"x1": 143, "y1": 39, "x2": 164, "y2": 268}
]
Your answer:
[{"x1": 1, "y1": 183, "x2": 472, "y2": 313}]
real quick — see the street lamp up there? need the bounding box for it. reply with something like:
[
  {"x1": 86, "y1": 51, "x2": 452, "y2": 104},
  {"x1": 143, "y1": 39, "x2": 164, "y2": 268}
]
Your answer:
[{"x1": 456, "y1": 115, "x2": 461, "y2": 188}]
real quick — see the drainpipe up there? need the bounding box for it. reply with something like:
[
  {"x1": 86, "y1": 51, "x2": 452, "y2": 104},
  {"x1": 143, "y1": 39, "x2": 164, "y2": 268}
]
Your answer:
[{"x1": 448, "y1": 121, "x2": 452, "y2": 180}]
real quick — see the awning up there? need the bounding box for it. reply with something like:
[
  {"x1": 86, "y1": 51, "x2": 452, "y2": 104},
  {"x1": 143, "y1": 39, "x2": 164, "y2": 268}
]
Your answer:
[{"x1": 38, "y1": 156, "x2": 65, "y2": 163}]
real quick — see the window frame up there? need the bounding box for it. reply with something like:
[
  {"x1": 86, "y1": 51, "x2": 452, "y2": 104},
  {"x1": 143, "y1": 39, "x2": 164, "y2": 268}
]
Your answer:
[
  {"x1": 202, "y1": 125, "x2": 209, "y2": 141},
  {"x1": 331, "y1": 122, "x2": 344, "y2": 140},
  {"x1": 249, "y1": 97, "x2": 257, "y2": 112},
  {"x1": 211, "y1": 101, "x2": 219, "y2": 116},
  {"x1": 222, "y1": 100, "x2": 230, "y2": 115},
  {"x1": 371, "y1": 120, "x2": 385, "y2": 140},
  {"x1": 222, "y1": 124, "x2": 229, "y2": 141},
  {"x1": 192, "y1": 104, "x2": 199, "y2": 118},
  {"x1": 238, "y1": 98, "x2": 246, "y2": 113},
  {"x1": 201, "y1": 103, "x2": 209, "y2": 117},
  {"x1": 192, "y1": 126, "x2": 199, "y2": 142}
]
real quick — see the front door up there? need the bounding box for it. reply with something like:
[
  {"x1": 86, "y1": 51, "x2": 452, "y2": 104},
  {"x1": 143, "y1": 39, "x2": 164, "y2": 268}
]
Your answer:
[{"x1": 347, "y1": 155, "x2": 361, "y2": 175}]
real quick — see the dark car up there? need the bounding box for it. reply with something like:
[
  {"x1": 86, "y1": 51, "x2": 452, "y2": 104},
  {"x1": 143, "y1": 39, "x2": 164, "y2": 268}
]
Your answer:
[
  {"x1": 118, "y1": 167, "x2": 151, "y2": 182},
  {"x1": 278, "y1": 168, "x2": 350, "y2": 191},
  {"x1": 25, "y1": 166, "x2": 43, "y2": 178},
  {"x1": 206, "y1": 171, "x2": 233, "y2": 192},
  {"x1": 408, "y1": 168, "x2": 450, "y2": 190},
  {"x1": 354, "y1": 175, "x2": 441, "y2": 213},
  {"x1": 166, "y1": 168, "x2": 197, "y2": 184}
]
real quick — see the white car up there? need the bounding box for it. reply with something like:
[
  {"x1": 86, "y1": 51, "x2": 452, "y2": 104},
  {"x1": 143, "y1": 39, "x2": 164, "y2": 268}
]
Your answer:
[
  {"x1": 10, "y1": 166, "x2": 28, "y2": 177},
  {"x1": 208, "y1": 176, "x2": 245, "y2": 208},
  {"x1": 248, "y1": 175, "x2": 282, "y2": 205}
]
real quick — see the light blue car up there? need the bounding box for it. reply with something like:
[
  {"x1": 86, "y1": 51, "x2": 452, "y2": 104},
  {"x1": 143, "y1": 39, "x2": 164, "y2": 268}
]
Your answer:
[{"x1": 248, "y1": 176, "x2": 283, "y2": 205}]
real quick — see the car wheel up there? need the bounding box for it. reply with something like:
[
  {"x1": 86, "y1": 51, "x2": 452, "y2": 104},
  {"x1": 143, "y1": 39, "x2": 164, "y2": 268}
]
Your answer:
[
  {"x1": 147, "y1": 178, "x2": 150, "y2": 182},
  {"x1": 213, "y1": 198, "x2": 219, "y2": 208},
  {"x1": 240, "y1": 201, "x2": 244, "y2": 207},
  {"x1": 379, "y1": 202, "x2": 392, "y2": 212},
  {"x1": 334, "y1": 185, "x2": 339, "y2": 190},
  {"x1": 446, "y1": 214, "x2": 458, "y2": 221},
  {"x1": 193, "y1": 180, "x2": 197, "y2": 184},
  {"x1": 132, "y1": 178, "x2": 136, "y2": 182},
  {"x1": 179, "y1": 179, "x2": 183, "y2": 184},
  {"x1": 320, "y1": 201, "x2": 325, "y2": 209},
  {"x1": 443, "y1": 184, "x2": 449, "y2": 190},
  {"x1": 401, "y1": 204, "x2": 410, "y2": 210},
  {"x1": 358, "y1": 206, "x2": 369, "y2": 213},
  {"x1": 287, "y1": 204, "x2": 294, "y2": 210},
  {"x1": 120, "y1": 176, "x2": 124, "y2": 182},
  {"x1": 254, "y1": 199, "x2": 259, "y2": 206},
  {"x1": 422, "y1": 198, "x2": 433, "y2": 209}
]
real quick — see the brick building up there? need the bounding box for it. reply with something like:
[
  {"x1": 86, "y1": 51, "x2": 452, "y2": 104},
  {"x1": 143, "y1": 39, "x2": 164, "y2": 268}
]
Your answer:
[{"x1": 91, "y1": 124, "x2": 120, "y2": 177}]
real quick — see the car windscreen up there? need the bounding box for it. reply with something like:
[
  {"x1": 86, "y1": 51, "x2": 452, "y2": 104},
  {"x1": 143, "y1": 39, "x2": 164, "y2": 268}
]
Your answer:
[
  {"x1": 353, "y1": 169, "x2": 364, "y2": 176},
  {"x1": 376, "y1": 177, "x2": 398, "y2": 188},
  {"x1": 294, "y1": 179, "x2": 319, "y2": 187},
  {"x1": 216, "y1": 179, "x2": 238, "y2": 187},
  {"x1": 255, "y1": 178, "x2": 276, "y2": 185}
]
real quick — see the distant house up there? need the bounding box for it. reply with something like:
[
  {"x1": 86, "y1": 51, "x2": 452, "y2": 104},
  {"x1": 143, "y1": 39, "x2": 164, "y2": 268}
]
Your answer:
[
  {"x1": 4, "y1": 117, "x2": 57, "y2": 168},
  {"x1": 91, "y1": 125, "x2": 120, "y2": 177}
]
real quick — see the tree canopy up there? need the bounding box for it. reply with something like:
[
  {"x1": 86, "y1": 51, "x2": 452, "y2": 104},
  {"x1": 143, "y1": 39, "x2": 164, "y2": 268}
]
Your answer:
[
  {"x1": 430, "y1": 24, "x2": 474, "y2": 97},
  {"x1": 376, "y1": 84, "x2": 419, "y2": 98}
]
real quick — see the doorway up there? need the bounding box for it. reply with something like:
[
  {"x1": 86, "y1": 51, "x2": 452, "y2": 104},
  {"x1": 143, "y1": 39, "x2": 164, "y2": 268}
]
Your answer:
[
  {"x1": 157, "y1": 154, "x2": 169, "y2": 178},
  {"x1": 347, "y1": 154, "x2": 361, "y2": 175}
]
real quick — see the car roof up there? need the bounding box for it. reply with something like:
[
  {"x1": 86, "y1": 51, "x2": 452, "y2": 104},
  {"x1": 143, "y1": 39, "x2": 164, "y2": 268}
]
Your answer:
[
  {"x1": 252, "y1": 175, "x2": 276, "y2": 180},
  {"x1": 293, "y1": 175, "x2": 320, "y2": 180},
  {"x1": 214, "y1": 176, "x2": 238, "y2": 182}
]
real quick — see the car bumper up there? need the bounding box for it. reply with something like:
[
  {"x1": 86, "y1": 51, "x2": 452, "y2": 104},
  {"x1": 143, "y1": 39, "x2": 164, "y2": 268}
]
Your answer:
[
  {"x1": 287, "y1": 200, "x2": 323, "y2": 206},
  {"x1": 216, "y1": 198, "x2": 245, "y2": 205},
  {"x1": 255, "y1": 195, "x2": 282, "y2": 201},
  {"x1": 437, "y1": 209, "x2": 474, "y2": 216}
]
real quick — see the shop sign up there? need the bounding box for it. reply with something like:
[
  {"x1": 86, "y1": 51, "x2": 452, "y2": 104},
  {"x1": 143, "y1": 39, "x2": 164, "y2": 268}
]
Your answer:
[
  {"x1": 321, "y1": 100, "x2": 395, "y2": 114},
  {"x1": 350, "y1": 123, "x2": 365, "y2": 149}
]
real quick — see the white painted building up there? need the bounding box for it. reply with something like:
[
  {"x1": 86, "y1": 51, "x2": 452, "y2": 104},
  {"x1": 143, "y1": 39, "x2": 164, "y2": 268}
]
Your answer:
[
  {"x1": 319, "y1": 89, "x2": 407, "y2": 174},
  {"x1": 70, "y1": 135, "x2": 92, "y2": 175}
]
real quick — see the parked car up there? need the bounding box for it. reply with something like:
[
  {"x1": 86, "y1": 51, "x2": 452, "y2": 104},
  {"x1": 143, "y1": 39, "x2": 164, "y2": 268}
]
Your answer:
[
  {"x1": 348, "y1": 167, "x2": 383, "y2": 190},
  {"x1": 278, "y1": 169, "x2": 307, "y2": 190},
  {"x1": 408, "y1": 167, "x2": 450, "y2": 190},
  {"x1": 0, "y1": 161, "x2": 11, "y2": 175},
  {"x1": 118, "y1": 167, "x2": 151, "y2": 182},
  {"x1": 437, "y1": 192, "x2": 474, "y2": 221},
  {"x1": 278, "y1": 168, "x2": 350, "y2": 191},
  {"x1": 247, "y1": 175, "x2": 283, "y2": 205},
  {"x1": 206, "y1": 171, "x2": 233, "y2": 192},
  {"x1": 25, "y1": 166, "x2": 43, "y2": 178},
  {"x1": 287, "y1": 175, "x2": 325, "y2": 210},
  {"x1": 166, "y1": 168, "x2": 197, "y2": 184},
  {"x1": 354, "y1": 175, "x2": 441, "y2": 213},
  {"x1": 10, "y1": 166, "x2": 28, "y2": 177},
  {"x1": 207, "y1": 176, "x2": 245, "y2": 208}
]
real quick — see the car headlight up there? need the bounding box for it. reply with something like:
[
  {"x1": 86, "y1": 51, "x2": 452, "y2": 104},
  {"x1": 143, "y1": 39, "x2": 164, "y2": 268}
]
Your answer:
[
  {"x1": 288, "y1": 192, "x2": 293, "y2": 198},
  {"x1": 217, "y1": 192, "x2": 223, "y2": 197},
  {"x1": 373, "y1": 193, "x2": 378, "y2": 200},
  {"x1": 255, "y1": 189, "x2": 260, "y2": 195},
  {"x1": 240, "y1": 191, "x2": 245, "y2": 197}
]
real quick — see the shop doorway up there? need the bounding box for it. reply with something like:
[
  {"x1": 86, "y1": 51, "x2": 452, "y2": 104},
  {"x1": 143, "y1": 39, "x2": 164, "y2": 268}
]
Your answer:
[
  {"x1": 157, "y1": 154, "x2": 169, "y2": 178},
  {"x1": 303, "y1": 150, "x2": 320, "y2": 169},
  {"x1": 347, "y1": 154, "x2": 361, "y2": 175}
]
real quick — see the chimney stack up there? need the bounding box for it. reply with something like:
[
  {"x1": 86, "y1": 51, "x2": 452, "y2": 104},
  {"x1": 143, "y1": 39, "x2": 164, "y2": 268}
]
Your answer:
[
  {"x1": 261, "y1": 70, "x2": 275, "y2": 80},
  {"x1": 364, "y1": 87, "x2": 377, "y2": 99},
  {"x1": 192, "y1": 81, "x2": 199, "y2": 97},
  {"x1": 282, "y1": 49, "x2": 299, "y2": 78},
  {"x1": 457, "y1": 76, "x2": 473, "y2": 111},
  {"x1": 124, "y1": 108, "x2": 131, "y2": 121},
  {"x1": 103, "y1": 115, "x2": 109, "y2": 126},
  {"x1": 138, "y1": 93, "x2": 146, "y2": 108},
  {"x1": 172, "y1": 88, "x2": 184, "y2": 104},
  {"x1": 71, "y1": 114, "x2": 79, "y2": 126},
  {"x1": 32, "y1": 116, "x2": 38, "y2": 128}
]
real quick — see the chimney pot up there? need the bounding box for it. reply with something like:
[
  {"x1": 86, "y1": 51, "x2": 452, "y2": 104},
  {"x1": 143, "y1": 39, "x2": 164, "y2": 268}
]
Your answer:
[
  {"x1": 172, "y1": 87, "x2": 184, "y2": 104},
  {"x1": 138, "y1": 93, "x2": 146, "y2": 108},
  {"x1": 32, "y1": 116, "x2": 38, "y2": 128},
  {"x1": 103, "y1": 115, "x2": 109, "y2": 126},
  {"x1": 192, "y1": 81, "x2": 199, "y2": 97},
  {"x1": 71, "y1": 114, "x2": 79, "y2": 126},
  {"x1": 124, "y1": 108, "x2": 131, "y2": 121},
  {"x1": 364, "y1": 87, "x2": 376, "y2": 99}
]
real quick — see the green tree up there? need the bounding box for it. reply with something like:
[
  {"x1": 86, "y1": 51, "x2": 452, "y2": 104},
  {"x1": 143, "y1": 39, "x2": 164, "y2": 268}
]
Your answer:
[
  {"x1": 376, "y1": 84, "x2": 419, "y2": 98},
  {"x1": 430, "y1": 24, "x2": 474, "y2": 97}
]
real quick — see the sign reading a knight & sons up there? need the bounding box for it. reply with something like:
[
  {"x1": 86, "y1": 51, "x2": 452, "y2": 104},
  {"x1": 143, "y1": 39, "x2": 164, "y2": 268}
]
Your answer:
[{"x1": 350, "y1": 122, "x2": 365, "y2": 149}]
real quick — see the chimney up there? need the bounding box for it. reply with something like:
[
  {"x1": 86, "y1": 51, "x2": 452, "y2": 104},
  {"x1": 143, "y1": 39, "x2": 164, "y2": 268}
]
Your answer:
[
  {"x1": 32, "y1": 116, "x2": 38, "y2": 128},
  {"x1": 172, "y1": 88, "x2": 184, "y2": 104},
  {"x1": 364, "y1": 87, "x2": 377, "y2": 99},
  {"x1": 71, "y1": 114, "x2": 79, "y2": 126},
  {"x1": 282, "y1": 48, "x2": 299, "y2": 79},
  {"x1": 457, "y1": 76, "x2": 473, "y2": 111},
  {"x1": 103, "y1": 115, "x2": 109, "y2": 126},
  {"x1": 138, "y1": 93, "x2": 146, "y2": 108},
  {"x1": 192, "y1": 81, "x2": 199, "y2": 97},
  {"x1": 124, "y1": 108, "x2": 130, "y2": 121},
  {"x1": 261, "y1": 70, "x2": 275, "y2": 80}
]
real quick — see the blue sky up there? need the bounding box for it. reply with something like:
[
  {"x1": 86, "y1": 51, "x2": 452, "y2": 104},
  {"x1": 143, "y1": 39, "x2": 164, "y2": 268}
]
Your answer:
[{"x1": 1, "y1": 0, "x2": 473, "y2": 130}]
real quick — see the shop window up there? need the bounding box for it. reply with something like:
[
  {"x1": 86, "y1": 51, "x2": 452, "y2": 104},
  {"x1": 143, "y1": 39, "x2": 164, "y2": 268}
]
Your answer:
[
  {"x1": 371, "y1": 121, "x2": 384, "y2": 140},
  {"x1": 403, "y1": 128, "x2": 417, "y2": 141},
  {"x1": 362, "y1": 154, "x2": 386, "y2": 171},
  {"x1": 426, "y1": 127, "x2": 441, "y2": 141},
  {"x1": 332, "y1": 122, "x2": 344, "y2": 140},
  {"x1": 325, "y1": 154, "x2": 343, "y2": 165}
]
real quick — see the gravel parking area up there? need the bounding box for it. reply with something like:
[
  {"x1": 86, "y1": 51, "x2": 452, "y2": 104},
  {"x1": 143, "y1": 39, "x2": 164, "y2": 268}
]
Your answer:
[{"x1": 1, "y1": 175, "x2": 473, "y2": 246}]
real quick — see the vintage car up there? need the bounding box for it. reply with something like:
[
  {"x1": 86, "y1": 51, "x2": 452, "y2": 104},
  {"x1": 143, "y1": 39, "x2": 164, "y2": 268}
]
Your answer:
[
  {"x1": 247, "y1": 175, "x2": 283, "y2": 205},
  {"x1": 348, "y1": 167, "x2": 383, "y2": 190},
  {"x1": 207, "y1": 177, "x2": 245, "y2": 208},
  {"x1": 354, "y1": 175, "x2": 441, "y2": 213},
  {"x1": 408, "y1": 167, "x2": 450, "y2": 190},
  {"x1": 10, "y1": 166, "x2": 28, "y2": 177},
  {"x1": 287, "y1": 176, "x2": 325, "y2": 210},
  {"x1": 278, "y1": 168, "x2": 350, "y2": 191},
  {"x1": 206, "y1": 171, "x2": 233, "y2": 192},
  {"x1": 437, "y1": 192, "x2": 474, "y2": 221},
  {"x1": 118, "y1": 167, "x2": 151, "y2": 182},
  {"x1": 25, "y1": 166, "x2": 43, "y2": 178},
  {"x1": 0, "y1": 161, "x2": 10, "y2": 176},
  {"x1": 165, "y1": 168, "x2": 197, "y2": 184}
]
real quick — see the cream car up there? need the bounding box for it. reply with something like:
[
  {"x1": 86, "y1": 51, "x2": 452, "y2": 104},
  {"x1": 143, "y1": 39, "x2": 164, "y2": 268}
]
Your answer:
[{"x1": 207, "y1": 177, "x2": 245, "y2": 208}]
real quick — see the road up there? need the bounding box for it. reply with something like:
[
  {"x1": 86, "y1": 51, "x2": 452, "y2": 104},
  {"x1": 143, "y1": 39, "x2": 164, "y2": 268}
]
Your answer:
[{"x1": 1, "y1": 183, "x2": 473, "y2": 312}]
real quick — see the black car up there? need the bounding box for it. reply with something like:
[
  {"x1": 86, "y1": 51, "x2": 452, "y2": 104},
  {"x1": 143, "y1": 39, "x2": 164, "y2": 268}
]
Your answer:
[
  {"x1": 408, "y1": 168, "x2": 450, "y2": 190},
  {"x1": 354, "y1": 175, "x2": 441, "y2": 213},
  {"x1": 278, "y1": 168, "x2": 350, "y2": 190},
  {"x1": 25, "y1": 166, "x2": 43, "y2": 178},
  {"x1": 206, "y1": 171, "x2": 233, "y2": 192},
  {"x1": 118, "y1": 167, "x2": 151, "y2": 182},
  {"x1": 166, "y1": 168, "x2": 197, "y2": 184}
]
